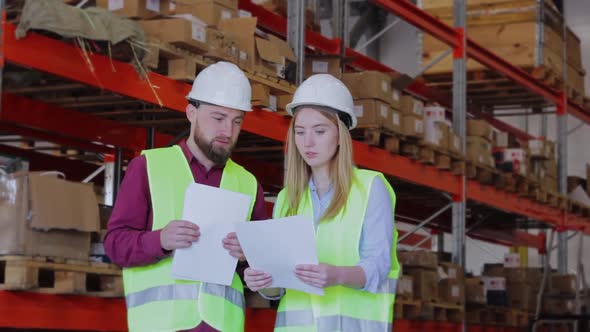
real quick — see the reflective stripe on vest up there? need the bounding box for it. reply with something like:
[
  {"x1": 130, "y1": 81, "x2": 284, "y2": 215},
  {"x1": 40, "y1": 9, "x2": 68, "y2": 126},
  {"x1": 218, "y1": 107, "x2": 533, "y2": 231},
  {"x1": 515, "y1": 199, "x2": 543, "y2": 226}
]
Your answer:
[
  {"x1": 275, "y1": 311, "x2": 392, "y2": 331},
  {"x1": 126, "y1": 283, "x2": 245, "y2": 309}
]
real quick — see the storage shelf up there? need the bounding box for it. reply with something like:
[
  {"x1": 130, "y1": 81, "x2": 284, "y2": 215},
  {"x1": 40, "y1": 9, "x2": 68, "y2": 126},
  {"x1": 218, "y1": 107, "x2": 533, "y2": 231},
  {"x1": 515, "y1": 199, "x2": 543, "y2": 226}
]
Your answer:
[{"x1": 2, "y1": 20, "x2": 588, "y2": 240}]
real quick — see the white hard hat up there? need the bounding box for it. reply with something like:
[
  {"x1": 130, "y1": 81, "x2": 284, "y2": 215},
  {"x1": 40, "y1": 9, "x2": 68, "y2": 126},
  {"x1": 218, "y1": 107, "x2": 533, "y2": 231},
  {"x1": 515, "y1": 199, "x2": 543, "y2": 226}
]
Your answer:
[
  {"x1": 186, "y1": 61, "x2": 252, "y2": 112},
  {"x1": 286, "y1": 74, "x2": 357, "y2": 129}
]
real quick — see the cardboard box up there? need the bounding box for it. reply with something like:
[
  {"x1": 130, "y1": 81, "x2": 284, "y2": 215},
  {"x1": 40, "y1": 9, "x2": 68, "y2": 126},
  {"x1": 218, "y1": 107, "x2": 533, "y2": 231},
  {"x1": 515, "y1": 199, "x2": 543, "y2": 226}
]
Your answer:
[
  {"x1": 386, "y1": 110, "x2": 402, "y2": 133},
  {"x1": 341, "y1": 71, "x2": 393, "y2": 104},
  {"x1": 0, "y1": 172, "x2": 100, "y2": 260},
  {"x1": 466, "y1": 136, "x2": 492, "y2": 164},
  {"x1": 504, "y1": 268, "x2": 543, "y2": 288},
  {"x1": 96, "y1": 0, "x2": 163, "y2": 18},
  {"x1": 527, "y1": 139, "x2": 554, "y2": 159},
  {"x1": 423, "y1": 105, "x2": 446, "y2": 123},
  {"x1": 399, "y1": 96, "x2": 424, "y2": 117},
  {"x1": 482, "y1": 276, "x2": 506, "y2": 291},
  {"x1": 402, "y1": 115, "x2": 424, "y2": 138},
  {"x1": 206, "y1": 28, "x2": 238, "y2": 63},
  {"x1": 504, "y1": 253, "x2": 521, "y2": 268},
  {"x1": 483, "y1": 263, "x2": 504, "y2": 277},
  {"x1": 508, "y1": 283, "x2": 538, "y2": 312},
  {"x1": 465, "y1": 278, "x2": 486, "y2": 304},
  {"x1": 493, "y1": 129, "x2": 508, "y2": 148},
  {"x1": 467, "y1": 119, "x2": 492, "y2": 141},
  {"x1": 219, "y1": 18, "x2": 295, "y2": 76},
  {"x1": 252, "y1": 84, "x2": 271, "y2": 109},
  {"x1": 424, "y1": 120, "x2": 450, "y2": 150},
  {"x1": 439, "y1": 279, "x2": 465, "y2": 304},
  {"x1": 139, "y1": 17, "x2": 209, "y2": 54},
  {"x1": 406, "y1": 268, "x2": 439, "y2": 302},
  {"x1": 545, "y1": 159, "x2": 558, "y2": 178},
  {"x1": 353, "y1": 99, "x2": 381, "y2": 127},
  {"x1": 439, "y1": 262, "x2": 464, "y2": 282},
  {"x1": 398, "y1": 275, "x2": 414, "y2": 300},
  {"x1": 398, "y1": 250, "x2": 438, "y2": 270},
  {"x1": 449, "y1": 132, "x2": 460, "y2": 155},
  {"x1": 277, "y1": 94, "x2": 292, "y2": 111},
  {"x1": 255, "y1": 34, "x2": 296, "y2": 78},
  {"x1": 550, "y1": 274, "x2": 577, "y2": 295},
  {"x1": 391, "y1": 89, "x2": 402, "y2": 110},
  {"x1": 543, "y1": 298, "x2": 575, "y2": 315},
  {"x1": 175, "y1": 0, "x2": 237, "y2": 26},
  {"x1": 304, "y1": 55, "x2": 341, "y2": 78}
]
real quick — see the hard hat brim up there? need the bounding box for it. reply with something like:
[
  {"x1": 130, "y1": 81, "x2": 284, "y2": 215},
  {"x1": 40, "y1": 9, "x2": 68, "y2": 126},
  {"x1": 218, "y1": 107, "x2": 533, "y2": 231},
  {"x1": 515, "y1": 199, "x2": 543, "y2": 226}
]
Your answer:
[
  {"x1": 285, "y1": 101, "x2": 357, "y2": 129},
  {"x1": 186, "y1": 96, "x2": 252, "y2": 112}
]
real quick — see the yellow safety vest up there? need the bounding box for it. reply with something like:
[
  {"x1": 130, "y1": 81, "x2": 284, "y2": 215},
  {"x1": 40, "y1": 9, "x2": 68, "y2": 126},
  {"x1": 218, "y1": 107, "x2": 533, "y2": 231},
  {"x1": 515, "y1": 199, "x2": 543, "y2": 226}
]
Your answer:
[
  {"x1": 273, "y1": 168, "x2": 399, "y2": 332},
  {"x1": 122, "y1": 145, "x2": 257, "y2": 332}
]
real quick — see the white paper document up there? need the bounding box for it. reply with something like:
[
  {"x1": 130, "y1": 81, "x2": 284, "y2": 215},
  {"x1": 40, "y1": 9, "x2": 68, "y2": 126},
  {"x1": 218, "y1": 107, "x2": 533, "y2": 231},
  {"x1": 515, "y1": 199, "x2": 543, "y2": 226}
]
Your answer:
[
  {"x1": 236, "y1": 216, "x2": 324, "y2": 295},
  {"x1": 171, "y1": 183, "x2": 251, "y2": 286}
]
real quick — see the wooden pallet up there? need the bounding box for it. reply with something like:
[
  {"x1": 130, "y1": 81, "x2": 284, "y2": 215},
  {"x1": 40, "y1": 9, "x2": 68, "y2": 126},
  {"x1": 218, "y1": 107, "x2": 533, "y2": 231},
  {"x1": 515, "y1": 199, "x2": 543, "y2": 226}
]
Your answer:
[
  {"x1": 145, "y1": 39, "x2": 296, "y2": 95},
  {"x1": 399, "y1": 300, "x2": 464, "y2": 322},
  {"x1": 0, "y1": 255, "x2": 122, "y2": 297},
  {"x1": 466, "y1": 162, "x2": 505, "y2": 188},
  {"x1": 467, "y1": 306, "x2": 531, "y2": 327},
  {"x1": 352, "y1": 126, "x2": 403, "y2": 155},
  {"x1": 547, "y1": 191, "x2": 569, "y2": 209}
]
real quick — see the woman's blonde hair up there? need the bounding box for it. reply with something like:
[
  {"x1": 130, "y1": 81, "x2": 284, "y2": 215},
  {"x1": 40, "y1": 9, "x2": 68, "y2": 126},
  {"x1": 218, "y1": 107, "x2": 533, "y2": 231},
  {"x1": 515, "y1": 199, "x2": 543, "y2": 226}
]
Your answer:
[{"x1": 284, "y1": 106, "x2": 354, "y2": 221}]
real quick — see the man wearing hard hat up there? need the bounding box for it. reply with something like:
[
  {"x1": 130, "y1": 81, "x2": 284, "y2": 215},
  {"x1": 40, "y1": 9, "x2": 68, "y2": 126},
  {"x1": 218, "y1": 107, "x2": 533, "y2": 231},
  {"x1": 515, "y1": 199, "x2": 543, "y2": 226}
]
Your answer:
[{"x1": 104, "y1": 61, "x2": 268, "y2": 332}]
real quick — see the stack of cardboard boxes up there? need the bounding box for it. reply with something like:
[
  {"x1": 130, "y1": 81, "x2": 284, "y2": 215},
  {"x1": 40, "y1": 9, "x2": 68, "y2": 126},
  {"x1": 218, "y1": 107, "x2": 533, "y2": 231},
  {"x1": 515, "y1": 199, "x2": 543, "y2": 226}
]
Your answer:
[
  {"x1": 398, "y1": 96, "x2": 424, "y2": 139},
  {"x1": 466, "y1": 119, "x2": 494, "y2": 167},
  {"x1": 340, "y1": 71, "x2": 400, "y2": 132},
  {"x1": 422, "y1": 105, "x2": 461, "y2": 155},
  {"x1": 398, "y1": 250, "x2": 466, "y2": 306},
  {"x1": 482, "y1": 254, "x2": 544, "y2": 313},
  {"x1": 97, "y1": 0, "x2": 298, "y2": 84},
  {"x1": 526, "y1": 139, "x2": 558, "y2": 192},
  {"x1": 544, "y1": 274, "x2": 578, "y2": 315},
  {"x1": 398, "y1": 251, "x2": 439, "y2": 303}
]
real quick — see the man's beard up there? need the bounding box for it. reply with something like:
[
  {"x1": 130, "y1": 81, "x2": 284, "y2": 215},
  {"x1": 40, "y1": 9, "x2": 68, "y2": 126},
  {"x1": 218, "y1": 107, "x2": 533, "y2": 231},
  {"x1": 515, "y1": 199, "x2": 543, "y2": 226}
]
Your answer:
[{"x1": 193, "y1": 124, "x2": 235, "y2": 166}]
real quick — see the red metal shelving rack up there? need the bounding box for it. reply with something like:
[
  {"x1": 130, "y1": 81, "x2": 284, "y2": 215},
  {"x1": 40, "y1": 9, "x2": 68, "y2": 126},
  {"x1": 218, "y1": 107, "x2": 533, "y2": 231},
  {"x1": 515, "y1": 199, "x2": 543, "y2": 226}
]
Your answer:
[{"x1": 1, "y1": 1, "x2": 589, "y2": 331}]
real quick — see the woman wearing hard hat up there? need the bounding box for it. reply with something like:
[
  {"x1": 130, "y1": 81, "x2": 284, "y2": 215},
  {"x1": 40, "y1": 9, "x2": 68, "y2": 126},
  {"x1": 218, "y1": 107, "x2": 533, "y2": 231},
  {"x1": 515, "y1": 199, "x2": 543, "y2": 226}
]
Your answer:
[{"x1": 244, "y1": 74, "x2": 400, "y2": 331}]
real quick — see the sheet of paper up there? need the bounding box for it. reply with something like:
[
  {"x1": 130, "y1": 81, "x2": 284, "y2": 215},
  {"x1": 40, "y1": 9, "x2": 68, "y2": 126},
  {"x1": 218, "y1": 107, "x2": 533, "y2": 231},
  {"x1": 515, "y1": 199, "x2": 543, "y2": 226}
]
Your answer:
[
  {"x1": 236, "y1": 216, "x2": 324, "y2": 295},
  {"x1": 171, "y1": 183, "x2": 251, "y2": 286}
]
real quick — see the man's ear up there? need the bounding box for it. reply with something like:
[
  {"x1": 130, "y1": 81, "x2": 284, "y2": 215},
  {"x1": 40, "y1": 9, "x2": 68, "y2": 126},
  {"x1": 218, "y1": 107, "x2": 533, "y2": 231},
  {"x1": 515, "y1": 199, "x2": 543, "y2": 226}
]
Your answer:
[{"x1": 186, "y1": 104, "x2": 196, "y2": 121}]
